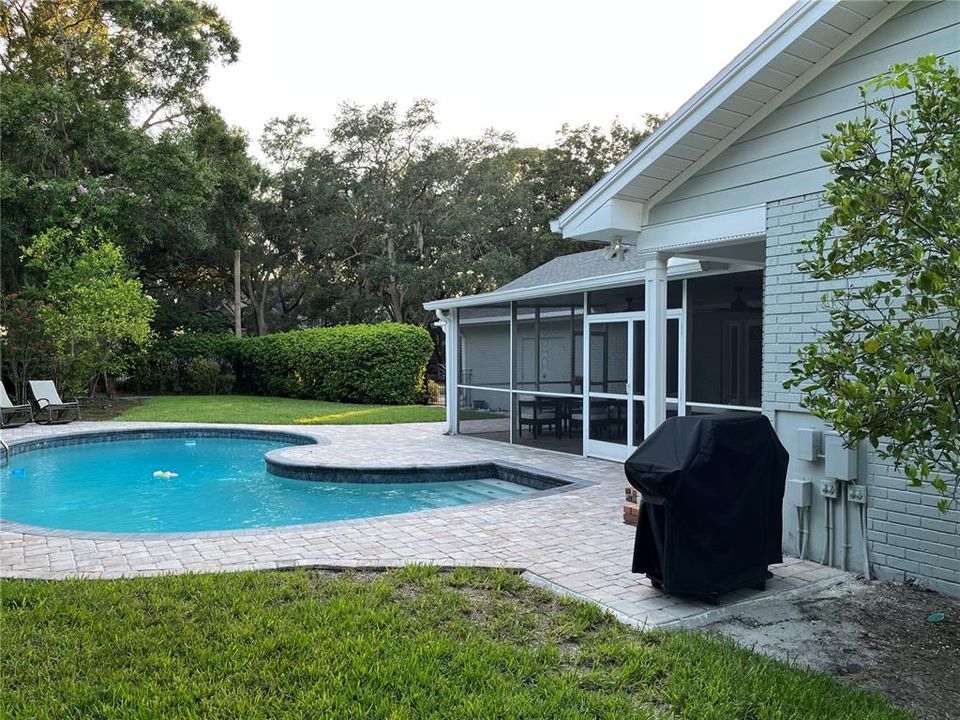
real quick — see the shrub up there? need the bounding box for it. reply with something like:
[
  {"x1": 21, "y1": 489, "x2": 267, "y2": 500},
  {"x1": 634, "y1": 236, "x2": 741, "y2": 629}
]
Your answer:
[
  {"x1": 235, "y1": 331, "x2": 308, "y2": 397},
  {"x1": 129, "y1": 333, "x2": 243, "y2": 393},
  {"x1": 133, "y1": 324, "x2": 434, "y2": 405},
  {"x1": 163, "y1": 333, "x2": 244, "y2": 364},
  {"x1": 184, "y1": 357, "x2": 226, "y2": 395},
  {"x1": 218, "y1": 368, "x2": 236, "y2": 395},
  {"x1": 240, "y1": 323, "x2": 434, "y2": 405},
  {"x1": 426, "y1": 379, "x2": 444, "y2": 405}
]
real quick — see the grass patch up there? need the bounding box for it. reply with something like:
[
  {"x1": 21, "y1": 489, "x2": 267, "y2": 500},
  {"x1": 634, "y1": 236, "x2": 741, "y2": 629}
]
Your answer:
[
  {"x1": 114, "y1": 394, "x2": 447, "y2": 425},
  {"x1": 1, "y1": 568, "x2": 907, "y2": 719}
]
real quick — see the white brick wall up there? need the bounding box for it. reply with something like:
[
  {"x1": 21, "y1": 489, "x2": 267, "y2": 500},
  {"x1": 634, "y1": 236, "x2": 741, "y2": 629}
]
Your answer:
[{"x1": 764, "y1": 193, "x2": 959, "y2": 596}]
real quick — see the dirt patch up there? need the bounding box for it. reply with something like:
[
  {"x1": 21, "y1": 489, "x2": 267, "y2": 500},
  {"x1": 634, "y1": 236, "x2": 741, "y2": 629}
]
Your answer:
[
  {"x1": 77, "y1": 395, "x2": 144, "y2": 420},
  {"x1": 708, "y1": 580, "x2": 960, "y2": 719}
]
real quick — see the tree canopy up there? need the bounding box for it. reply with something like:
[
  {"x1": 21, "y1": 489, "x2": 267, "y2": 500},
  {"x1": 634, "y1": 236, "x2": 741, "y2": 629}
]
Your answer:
[
  {"x1": 0, "y1": 0, "x2": 254, "y2": 295},
  {"x1": 0, "y1": 0, "x2": 666, "y2": 395}
]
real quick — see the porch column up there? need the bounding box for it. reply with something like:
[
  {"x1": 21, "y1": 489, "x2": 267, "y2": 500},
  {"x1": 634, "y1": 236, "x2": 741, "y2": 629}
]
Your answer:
[
  {"x1": 436, "y1": 308, "x2": 458, "y2": 435},
  {"x1": 643, "y1": 253, "x2": 668, "y2": 438}
]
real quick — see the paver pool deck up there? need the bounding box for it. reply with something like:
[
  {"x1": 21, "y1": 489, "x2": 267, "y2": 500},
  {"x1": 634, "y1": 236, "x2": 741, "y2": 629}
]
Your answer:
[{"x1": 0, "y1": 421, "x2": 848, "y2": 628}]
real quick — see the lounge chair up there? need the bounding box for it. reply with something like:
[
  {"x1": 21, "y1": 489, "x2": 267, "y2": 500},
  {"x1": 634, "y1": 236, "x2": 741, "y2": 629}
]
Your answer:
[
  {"x1": 1, "y1": 383, "x2": 34, "y2": 428},
  {"x1": 29, "y1": 380, "x2": 81, "y2": 425}
]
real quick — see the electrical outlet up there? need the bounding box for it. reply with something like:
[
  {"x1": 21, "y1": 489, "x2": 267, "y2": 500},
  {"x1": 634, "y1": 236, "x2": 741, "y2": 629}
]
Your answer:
[
  {"x1": 820, "y1": 479, "x2": 839, "y2": 498},
  {"x1": 847, "y1": 484, "x2": 867, "y2": 504}
]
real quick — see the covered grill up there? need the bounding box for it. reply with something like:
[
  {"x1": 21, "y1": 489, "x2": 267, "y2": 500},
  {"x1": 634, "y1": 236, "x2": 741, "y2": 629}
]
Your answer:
[{"x1": 625, "y1": 414, "x2": 788, "y2": 599}]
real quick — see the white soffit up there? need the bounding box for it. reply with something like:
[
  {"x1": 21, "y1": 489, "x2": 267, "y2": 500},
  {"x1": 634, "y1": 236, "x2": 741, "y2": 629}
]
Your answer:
[
  {"x1": 552, "y1": 0, "x2": 900, "y2": 240},
  {"x1": 562, "y1": 197, "x2": 645, "y2": 242},
  {"x1": 639, "y1": 204, "x2": 767, "y2": 252}
]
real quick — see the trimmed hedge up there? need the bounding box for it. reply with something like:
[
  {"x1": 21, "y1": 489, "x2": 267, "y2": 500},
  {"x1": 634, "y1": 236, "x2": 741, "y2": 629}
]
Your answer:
[{"x1": 132, "y1": 323, "x2": 434, "y2": 406}]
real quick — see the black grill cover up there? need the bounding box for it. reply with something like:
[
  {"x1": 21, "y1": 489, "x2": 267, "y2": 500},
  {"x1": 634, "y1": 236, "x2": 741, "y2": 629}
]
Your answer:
[{"x1": 625, "y1": 414, "x2": 788, "y2": 599}]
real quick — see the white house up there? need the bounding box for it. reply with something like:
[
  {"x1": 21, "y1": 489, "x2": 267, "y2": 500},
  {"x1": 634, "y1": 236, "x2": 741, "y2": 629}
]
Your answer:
[{"x1": 424, "y1": 0, "x2": 960, "y2": 595}]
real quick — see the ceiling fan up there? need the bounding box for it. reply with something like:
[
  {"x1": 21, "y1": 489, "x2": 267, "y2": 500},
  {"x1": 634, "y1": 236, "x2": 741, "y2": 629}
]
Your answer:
[
  {"x1": 695, "y1": 286, "x2": 762, "y2": 313},
  {"x1": 729, "y1": 286, "x2": 761, "y2": 313}
]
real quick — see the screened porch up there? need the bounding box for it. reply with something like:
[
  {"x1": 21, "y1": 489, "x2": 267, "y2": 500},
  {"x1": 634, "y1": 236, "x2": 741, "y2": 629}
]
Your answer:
[{"x1": 449, "y1": 269, "x2": 763, "y2": 459}]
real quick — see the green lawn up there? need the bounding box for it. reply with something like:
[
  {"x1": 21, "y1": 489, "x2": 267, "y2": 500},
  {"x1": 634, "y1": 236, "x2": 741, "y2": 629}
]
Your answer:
[
  {"x1": 115, "y1": 394, "x2": 448, "y2": 425},
  {"x1": 1, "y1": 568, "x2": 905, "y2": 719}
]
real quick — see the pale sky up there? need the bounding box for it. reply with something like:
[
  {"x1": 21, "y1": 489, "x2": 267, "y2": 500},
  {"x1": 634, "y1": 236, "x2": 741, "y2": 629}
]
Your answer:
[{"x1": 204, "y1": 0, "x2": 797, "y2": 156}]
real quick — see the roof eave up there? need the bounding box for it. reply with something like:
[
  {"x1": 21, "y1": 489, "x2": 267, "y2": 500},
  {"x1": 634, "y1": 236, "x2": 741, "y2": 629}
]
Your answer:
[
  {"x1": 551, "y1": 0, "x2": 830, "y2": 236},
  {"x1": 423, "y1": 258, "x2": 713, "y2": 311}
]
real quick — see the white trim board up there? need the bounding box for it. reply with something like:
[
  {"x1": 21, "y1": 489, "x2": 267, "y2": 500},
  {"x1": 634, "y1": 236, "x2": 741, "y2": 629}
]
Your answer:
[
  {"x1": 551, "y1": 1, "x2": 900, "y2": 240},
  {"x1": 638, "y1": 204, "x2": 767, "y2": 253},
  {"x1": 425, "y1": 258, "x2": 763, "y2": 311}
]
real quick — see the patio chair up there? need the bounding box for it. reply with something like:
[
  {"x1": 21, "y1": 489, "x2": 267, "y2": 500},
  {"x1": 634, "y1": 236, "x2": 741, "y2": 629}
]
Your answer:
[
  {"x1": 1, "y1": 382, "x2": 34, "y2": 428},
  {"x1": 570, "y1": 401, "x2": 622, "y2": 440},
  {"x1": 517, "y1": 398, "x2": 559, "y2": 439},
  {"x1": 29, "y1": 380, "x2": 81, "y2": 425}
]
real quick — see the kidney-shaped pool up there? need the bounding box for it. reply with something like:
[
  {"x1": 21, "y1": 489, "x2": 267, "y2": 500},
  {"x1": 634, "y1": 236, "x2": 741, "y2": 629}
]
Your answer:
[{"x1": 0, "y1": 431, "x2": 560, "y2": 534}]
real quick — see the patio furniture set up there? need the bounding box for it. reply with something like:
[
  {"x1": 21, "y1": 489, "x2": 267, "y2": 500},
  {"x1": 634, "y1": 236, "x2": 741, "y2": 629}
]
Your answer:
[
  {"x1": 517, "y1": 396, "x2": 627, "y2": 440},
  {"x1": 0, "y1": 380, "x2": 81, "y2": 428}
]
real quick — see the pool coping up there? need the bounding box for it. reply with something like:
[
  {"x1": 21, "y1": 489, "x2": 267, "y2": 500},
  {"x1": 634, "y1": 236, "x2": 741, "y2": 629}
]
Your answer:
[
  {"x1": 1, "y1": 427, "x2": 591, "y2": 540},
  {"x1": 4, "y1": 426, "x2": 324, "y2": 457}
]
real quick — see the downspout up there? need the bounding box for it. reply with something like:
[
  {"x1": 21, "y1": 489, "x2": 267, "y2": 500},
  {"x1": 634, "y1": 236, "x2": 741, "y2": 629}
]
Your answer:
[
  {"x1": 841, "y1": 482, "x2": 849, "y2": 572},
  {"x1": 434, "y1": 309, "x2": 456, "y2": 435},
  {"x1": 860, "y1": 502, "x2": 871, "y2": 580},
  {"x1": 822, "y1": 495, "x2": 832, "y2": 567}
]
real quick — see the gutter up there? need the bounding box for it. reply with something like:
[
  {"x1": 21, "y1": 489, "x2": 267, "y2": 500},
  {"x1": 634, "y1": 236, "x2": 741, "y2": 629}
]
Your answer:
[{"x1": 423, "y1": 258, "x2": 734, "y2": 311}]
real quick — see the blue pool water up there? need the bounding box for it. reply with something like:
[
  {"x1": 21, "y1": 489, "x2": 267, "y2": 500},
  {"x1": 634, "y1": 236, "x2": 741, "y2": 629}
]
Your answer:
[{"x1": 0, "y1": 436, "x2": 535, "y2": 533}]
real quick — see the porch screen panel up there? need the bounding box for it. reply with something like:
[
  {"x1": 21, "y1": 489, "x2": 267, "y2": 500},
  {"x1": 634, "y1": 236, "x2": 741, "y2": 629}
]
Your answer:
[
  {"x1": 458, "y1": 304, "x2": 511, "y2": 438},
  {"x1": 514, "y1": 298, "x2": 583, "y2": 394},
  {"x1": 458, "y1": 305, "x2": 510, "y2": 390},
  {"x1": 686, "y1": 271, "x2": 763, "y2": 412},
  {"x1": 512, "y1": 294, "x2": 585, "y2": 455},
  {"x1": 588, "y1": 285, "x2": 644, "y2": 314},
  {"x1": 457, "y1": 388, "x2": 510, "y2": 439},
  {"x1": 588, "y1": 322, "x2": 628, "y2": 395}
]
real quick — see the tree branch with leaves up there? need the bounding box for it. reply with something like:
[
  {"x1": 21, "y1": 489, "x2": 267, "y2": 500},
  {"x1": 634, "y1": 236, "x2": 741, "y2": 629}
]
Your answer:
[{"x1": 786, "y1": 55, "x2": 960, "y2": 512}]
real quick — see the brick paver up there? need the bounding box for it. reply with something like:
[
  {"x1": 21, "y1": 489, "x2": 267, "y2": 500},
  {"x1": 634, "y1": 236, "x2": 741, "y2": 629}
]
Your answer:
[{"x1": 0, "y1": 421, "x2": 848, "y2": 627}]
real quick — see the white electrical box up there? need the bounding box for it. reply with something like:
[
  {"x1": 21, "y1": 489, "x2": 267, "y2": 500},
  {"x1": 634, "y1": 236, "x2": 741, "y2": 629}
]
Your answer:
[
  {"x1": 796, "y1": 428, "x2": 821, "y2": 462},
  {"x1": 847, "y1": 484, "x2": 867, "y2": 505},
  {"x1": 786, "y1": 478, "x2": 812, "y2": 507},
  {"x1": 824, "y1": 431, "x2": 858, "y2": 481}
]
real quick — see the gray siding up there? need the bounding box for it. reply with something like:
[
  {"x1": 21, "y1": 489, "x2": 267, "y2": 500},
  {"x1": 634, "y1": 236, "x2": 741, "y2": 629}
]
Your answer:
[
  {"x1": 650, "y1": 1, "x2": 960, "y2": 224},
  {"x1": 764, "y1": 193, "x2": 959, "y2": 596}
]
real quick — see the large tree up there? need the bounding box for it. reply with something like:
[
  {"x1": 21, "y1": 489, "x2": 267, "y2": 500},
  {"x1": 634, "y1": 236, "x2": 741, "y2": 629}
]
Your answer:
[
  {"x1": 0, "y1": 0, "x2": 249, "y2": 291},
  {"x1": 787, "y1": 56, "x2": 960, "y2": 511},
  {"x1": 310, "y1": 103, "x2": 666, "y2": 327},
  {"x1": 544, "y1": 115, "x2": 665, "y2": 209},
  {"x1": 243, "y1": 116, "x2": 346, "y2": 335},
  {"x1": 1, "y1": 2, "x2": 671, "y2": 343}
]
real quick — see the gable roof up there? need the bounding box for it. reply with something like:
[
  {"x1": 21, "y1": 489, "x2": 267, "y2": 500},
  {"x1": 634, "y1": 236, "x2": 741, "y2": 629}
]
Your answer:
[{"x1": 551, "y1": 0, "x2": 900, "y2": 240}]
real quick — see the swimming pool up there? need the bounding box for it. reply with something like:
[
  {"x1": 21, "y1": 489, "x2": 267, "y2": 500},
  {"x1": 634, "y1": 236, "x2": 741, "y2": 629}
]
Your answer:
[{"x1": 0, "y1": 432, "x2": 543, "y2": 534}]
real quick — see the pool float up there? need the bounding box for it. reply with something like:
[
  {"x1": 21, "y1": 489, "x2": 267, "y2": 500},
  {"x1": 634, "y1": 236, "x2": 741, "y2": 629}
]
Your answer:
[{"x1": 152, "y1": 470, "x2": 179, "y2": 478}]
